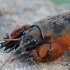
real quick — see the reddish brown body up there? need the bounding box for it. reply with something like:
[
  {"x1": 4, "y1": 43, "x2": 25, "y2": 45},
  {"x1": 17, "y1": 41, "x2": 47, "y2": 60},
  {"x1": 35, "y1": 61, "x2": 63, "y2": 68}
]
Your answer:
[
  {"x1": 4, "y1": 25, "x2": 70, "y2": 63},
  {"x1": 4, "y1": 12, "x2": 70, "y2": 63}
]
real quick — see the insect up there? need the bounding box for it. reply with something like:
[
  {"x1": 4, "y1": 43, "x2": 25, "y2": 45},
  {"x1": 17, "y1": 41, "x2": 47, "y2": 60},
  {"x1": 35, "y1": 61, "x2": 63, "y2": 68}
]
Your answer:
[{"x1": 0, "y1": 11, "x2": 70, "y2": 69}]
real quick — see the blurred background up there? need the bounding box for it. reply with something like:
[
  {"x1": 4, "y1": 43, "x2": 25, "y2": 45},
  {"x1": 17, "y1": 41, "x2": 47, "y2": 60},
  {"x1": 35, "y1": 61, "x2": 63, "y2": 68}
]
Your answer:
[
  {"x1": 0, "y1": 0, "x2": 70, "y2": 70},
  {"x1": 52, "y1": 0, "x2": 70, "y2": 5},
  {"x1": 0, "y1": 0, "x2": 70, "y2": 40}
]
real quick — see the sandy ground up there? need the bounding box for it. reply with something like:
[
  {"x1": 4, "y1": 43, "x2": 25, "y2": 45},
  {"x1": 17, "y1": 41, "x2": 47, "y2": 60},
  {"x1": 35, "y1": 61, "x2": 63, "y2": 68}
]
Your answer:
[{"x1": 0, "y1": 0, "x2": 70, "y2": 70}]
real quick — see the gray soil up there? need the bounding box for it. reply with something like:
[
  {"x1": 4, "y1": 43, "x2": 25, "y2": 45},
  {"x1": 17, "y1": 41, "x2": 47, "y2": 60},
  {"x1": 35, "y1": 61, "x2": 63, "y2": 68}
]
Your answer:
[{"x1": 0, "y1": 0, "x2": 70, "y2": 70}]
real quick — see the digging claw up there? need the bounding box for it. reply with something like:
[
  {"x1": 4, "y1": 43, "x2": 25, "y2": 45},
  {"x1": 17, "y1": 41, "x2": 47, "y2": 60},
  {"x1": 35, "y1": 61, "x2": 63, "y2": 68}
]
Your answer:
[{"x1": 0, "y1": 41, "x2": 5, "y2": 49}]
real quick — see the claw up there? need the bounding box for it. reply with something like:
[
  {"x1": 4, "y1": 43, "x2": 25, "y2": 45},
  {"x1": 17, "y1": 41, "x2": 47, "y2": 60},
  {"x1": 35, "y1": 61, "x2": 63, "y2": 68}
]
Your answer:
[
  {"x1": 0, "y1": 41, "x2": 5, "y2": 49},
  {"x1": 5, "y1": 44, "x2": 16, "y2": 53},
  {"x1": 4, "y1": 42, "x2": 16, "y2": 51}
]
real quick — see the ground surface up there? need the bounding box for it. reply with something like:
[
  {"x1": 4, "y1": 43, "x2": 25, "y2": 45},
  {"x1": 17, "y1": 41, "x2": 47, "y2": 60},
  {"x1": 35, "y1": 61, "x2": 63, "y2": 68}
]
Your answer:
[{"x1": 0, "y1": 0, "x2": 70, "y2": 70}]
